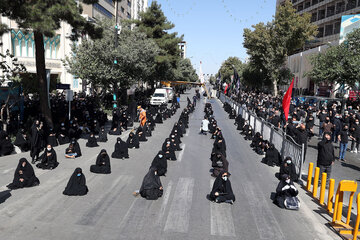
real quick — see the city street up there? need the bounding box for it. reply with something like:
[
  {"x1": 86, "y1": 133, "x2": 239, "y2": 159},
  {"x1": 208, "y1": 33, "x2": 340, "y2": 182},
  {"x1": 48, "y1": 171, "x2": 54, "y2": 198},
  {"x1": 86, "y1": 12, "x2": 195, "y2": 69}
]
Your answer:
[{"x1": 0, "y1": 90, "x2": 340, "y2": 240}]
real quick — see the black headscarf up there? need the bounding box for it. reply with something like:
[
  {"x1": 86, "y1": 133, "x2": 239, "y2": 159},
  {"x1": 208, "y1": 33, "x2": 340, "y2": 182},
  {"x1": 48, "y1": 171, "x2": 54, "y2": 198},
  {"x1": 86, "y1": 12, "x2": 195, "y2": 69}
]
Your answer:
[
  {"x1": 111, "y1": 137, "x2": 129, "y2": 159},
  {"x1": 70, "y1": 138, "x2": 82, "y2": 157},
  {"x1": 63, "y1": 168, "x2": 88, "y2": 196},
  {"x1": 151, "y1": 151, "x2": 167, "y2": 176},
  {"x1": 209, "y1": 171, "x2": 235, "y2": 202},
  {"x1": 90, "y1": 149, "x2": 111, "y2": 174}
]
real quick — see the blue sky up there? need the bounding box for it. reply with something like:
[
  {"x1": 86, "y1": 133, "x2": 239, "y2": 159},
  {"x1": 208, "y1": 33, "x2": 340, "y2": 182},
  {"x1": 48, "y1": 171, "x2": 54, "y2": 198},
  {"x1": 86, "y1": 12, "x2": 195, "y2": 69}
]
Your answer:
[{"x1": 150, "y1": 0, "x2": 277, "y2": 75}]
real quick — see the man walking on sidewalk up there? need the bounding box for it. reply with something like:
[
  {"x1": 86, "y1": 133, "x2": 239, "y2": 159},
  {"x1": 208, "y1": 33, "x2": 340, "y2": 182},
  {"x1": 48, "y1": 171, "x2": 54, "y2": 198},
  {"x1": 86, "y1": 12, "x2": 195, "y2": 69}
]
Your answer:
[{"x1": 317, "y1": 132, "x2": 335, "y2": 186}]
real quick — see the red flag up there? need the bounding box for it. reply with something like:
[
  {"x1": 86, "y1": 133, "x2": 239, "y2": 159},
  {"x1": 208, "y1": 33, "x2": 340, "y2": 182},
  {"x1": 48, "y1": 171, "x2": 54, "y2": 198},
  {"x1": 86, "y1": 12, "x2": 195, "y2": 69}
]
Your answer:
[
  {"x1": 224, "y1": 83, "x2": 229, "y2": 94},
  {"x1": 282, "y1": 78, "x2": 294, "y2": 121}
]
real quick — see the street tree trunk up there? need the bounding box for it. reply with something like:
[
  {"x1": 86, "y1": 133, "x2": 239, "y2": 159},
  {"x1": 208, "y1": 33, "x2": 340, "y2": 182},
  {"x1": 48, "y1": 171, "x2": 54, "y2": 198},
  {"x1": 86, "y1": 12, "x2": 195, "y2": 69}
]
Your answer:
[
  {"x1": 34, "y1": 31, "x2": 53, "y2": 128},
  {"x1": 272, "y1": 78, "x2": 278, "y2": 97}
]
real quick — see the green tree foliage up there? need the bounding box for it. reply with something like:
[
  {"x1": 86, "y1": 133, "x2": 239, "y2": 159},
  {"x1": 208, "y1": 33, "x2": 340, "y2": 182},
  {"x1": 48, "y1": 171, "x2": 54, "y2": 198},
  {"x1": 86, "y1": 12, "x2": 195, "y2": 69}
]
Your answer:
[
  {"x1": 306, "y1": 28, "x2": 360, "y2": 91},
  {"x1": 0, "y1": 0, "x2": 103, "y2": 127},
  {"x1": 217, "y1": 56, "x2": 244, "y2": 83},
  {"x1": 174, "y1": 58, "x2": 198, "y2": 82},
  {"x1": 64, "y1": 19, "x2": 160, "y2": 94},
  {"x1": 134, "y1": 1, "x2": 183, "y2": 85},
  {"x1": 243, "y1": 0, "x2": 317, "y2": 96}
]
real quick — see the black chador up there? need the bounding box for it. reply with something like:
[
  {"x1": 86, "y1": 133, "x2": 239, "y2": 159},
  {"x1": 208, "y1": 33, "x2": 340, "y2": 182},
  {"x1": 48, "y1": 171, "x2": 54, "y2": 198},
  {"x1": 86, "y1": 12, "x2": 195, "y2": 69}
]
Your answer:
[
  {"x1": 97, "y1": 128, "x2": 108, "y2": 142},
  {"x1": 14, "y1": 129, "x2": 30, "y2": 152},
  {"x1": 30, "y1": 121, "x2": 42, "y2": 162},
  {"x1": 47, "y1": 128, "x2": 58, "y2": 147},
  {"x1": 150, "y1": 151, "x2": 167, "y2": 176},
  {"x1": 111, "y1": 137, "x2": 129, "y2": 159},
  {"x1": 137, "y1": 127, "x2": 148, "y2": 142},
  {"x1": 63, "y1": 168, "x2": 88, "y2": 196},
  {"x1": 90, "y1": 149, "x2": 111, "y2": 174},
  {"x1": 57, "y1": 123, "x2": 69, "y2": 145},
  {"x1": 86, "y1": 133, "x2": 99, "y2": 147},
  {"x1": 70, "y1": 138, "x2": 82, "y2": 157},
  {"x1": 139, "y1": 167, "x2": 163, "y2": 200},
  {"x1": 154, "y1": 113, "x2": 163, "y2": 124},
  {"x1": 126, "y1": 132, "x2": 140, "y2": 149},
  {"x1": 7, "y1": 158, "x2": 40, "y2": 190},
  {"x1": 209, "y1": 171, "x2": 235, "y2": 204},
  {"x1": 36, "y1": 145, "x2": 58, "y2": 170},
  {"x1": 162, "y1": 138, "x2": 176, "y2": 161}
]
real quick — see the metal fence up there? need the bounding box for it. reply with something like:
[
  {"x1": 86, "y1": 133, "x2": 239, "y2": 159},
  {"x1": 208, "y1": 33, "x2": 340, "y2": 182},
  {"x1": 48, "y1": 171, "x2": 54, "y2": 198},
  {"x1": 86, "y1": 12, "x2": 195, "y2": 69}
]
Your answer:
[{"x1": 220, "y1": 93, "x2": 304, "y2": 180}]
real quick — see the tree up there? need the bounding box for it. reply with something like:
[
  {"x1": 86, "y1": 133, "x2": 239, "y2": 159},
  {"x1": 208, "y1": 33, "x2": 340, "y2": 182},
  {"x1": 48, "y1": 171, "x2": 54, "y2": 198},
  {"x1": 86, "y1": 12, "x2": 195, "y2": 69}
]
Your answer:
[
  {"x1": 306, "y1": 28, "x2": 360, "y2": 92},
  {"x1": 64, "y1": 19, "x2": 160, "y2": 99},
  {"x1": 174, "y1": 58, "x2": 198, "y2": 83},
  {"x1": 0, "y1": 0, "x2": 103, "y2": 127},
  {"x1": 243, "y1": 0, "x2": 317, "y2": 96},
  {"x1": 218, "y1": 57, "x2": 244, "y2": 83},
  {"x1": 134, "y1": 1, "x2": 183, "y2": 87}
]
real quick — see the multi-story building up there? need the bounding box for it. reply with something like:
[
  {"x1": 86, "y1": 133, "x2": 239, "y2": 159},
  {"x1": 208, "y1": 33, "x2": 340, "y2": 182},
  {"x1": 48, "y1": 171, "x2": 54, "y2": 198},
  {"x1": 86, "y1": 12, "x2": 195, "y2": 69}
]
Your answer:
[
  {"x1": 276, "y1": 0, "x2": 360, "y2": 96},
  {"x1": 0, "y1": 0, "x2": 148, "y2": 92},
  {"x1": 179, "y1": 41, "x2": 187, "y2": 59}
]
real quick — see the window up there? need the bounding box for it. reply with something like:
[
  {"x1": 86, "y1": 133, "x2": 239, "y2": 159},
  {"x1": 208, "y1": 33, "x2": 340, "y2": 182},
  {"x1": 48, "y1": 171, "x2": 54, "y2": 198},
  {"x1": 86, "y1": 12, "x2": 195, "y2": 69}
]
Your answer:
[
  {"x1": 121, "y1": 7, "x2": 125, "y2": 13},
  {"x1": 336, "y1": 1, "x2": 345, "y2": 14},
  {"x1": 312, "y1": 0, "x2": 318, "y2": 5},
  {"x1": 311, "y1": 12, "x2": 317, "y2": 22},
  {"x1": 127, "y1": 0, "x2": 131, "y2": 7},
  {"x1": 94, "y1": 3, "x2": 113, "y2": 19},
  {"x1": 292, "y1": 0, "x2": 298, "y2": 3},
  {"x1": 305, "y1": 1, "x2": 311, "y2": 8},
  {"x1": 325, "y1": 24, "x2": 333, "y2": 36},
  {"x1": 326, "y1": 5, "x2": 335, "y2": 17},
  {"x1": 104, "y1": 0, "x2": 114, "y2": 6},
  {"x1": 318, "y1": 9, "x2": 325, "y2": 20},
  {"x1": 127, "y1": 12, "x2": 131, "y2": 19},
  {"x1": 317, "y1": 27, "x2": 324, "y2": 38},
  {"x1": 11, "y1": 29, "x2": 60, "y2": 59},
  {"x1": 334, "y1": 22, "x2": 341, "y2": 34},
  {"x1": 297, "y1": 4, "x2": 304, "y2": 11},
  {"x1": 346, "y1": 0, "x2": 357, "y2": 10}
]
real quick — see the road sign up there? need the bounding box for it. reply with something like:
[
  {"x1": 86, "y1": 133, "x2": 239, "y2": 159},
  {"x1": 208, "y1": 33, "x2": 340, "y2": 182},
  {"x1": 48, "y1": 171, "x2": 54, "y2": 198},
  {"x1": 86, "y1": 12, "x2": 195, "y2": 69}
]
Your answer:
[
  {"x1": 65, "y1": 89, "x2": 74, "y2": 102},
  {"x1": 56, "y1": 83, "x2": 70, "y2": 90}
]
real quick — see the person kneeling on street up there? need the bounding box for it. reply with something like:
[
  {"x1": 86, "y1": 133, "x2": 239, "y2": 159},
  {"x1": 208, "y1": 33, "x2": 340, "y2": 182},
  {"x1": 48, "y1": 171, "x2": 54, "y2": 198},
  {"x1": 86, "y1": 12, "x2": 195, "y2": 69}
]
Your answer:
[
  {"x1": 273, "y1": 174, "x2": 300, "y2": 210},
  {"x1": 209, "y1": 171, "x2": 235, "y2": 204}
]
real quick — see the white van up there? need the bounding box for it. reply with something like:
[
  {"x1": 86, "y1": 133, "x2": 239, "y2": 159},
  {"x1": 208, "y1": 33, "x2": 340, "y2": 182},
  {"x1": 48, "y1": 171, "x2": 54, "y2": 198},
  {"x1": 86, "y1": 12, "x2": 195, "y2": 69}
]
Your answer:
[{"x1": 150, "y1": 88, "x2": 169, "y2": 105}]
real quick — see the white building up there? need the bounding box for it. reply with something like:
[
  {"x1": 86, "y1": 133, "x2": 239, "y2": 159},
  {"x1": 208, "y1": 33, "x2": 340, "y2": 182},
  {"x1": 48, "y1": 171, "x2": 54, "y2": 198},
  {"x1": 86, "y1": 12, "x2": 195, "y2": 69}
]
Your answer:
[{"x1": 0, "y1": 0, "x2": 148, "y2": 92}]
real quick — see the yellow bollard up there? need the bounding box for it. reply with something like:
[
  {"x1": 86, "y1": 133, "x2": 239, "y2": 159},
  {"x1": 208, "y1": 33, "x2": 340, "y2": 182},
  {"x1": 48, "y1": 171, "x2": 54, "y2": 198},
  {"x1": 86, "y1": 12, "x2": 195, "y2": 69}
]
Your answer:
[
  {"x1": 327, "y1": 179, "x2": 335, "y2": 213},
  {"x1": 351, "y1": 193, "x2": 360, "y2": 240},
  {"x1": 312, "y1": 167, "x2": 320, "y2": 198},
  {"x1": 306, "y1": 162, "x2": 314, "y2": 192},
  {"x1": 319, "y1": 172, "x2": 327, "y2": 205}
]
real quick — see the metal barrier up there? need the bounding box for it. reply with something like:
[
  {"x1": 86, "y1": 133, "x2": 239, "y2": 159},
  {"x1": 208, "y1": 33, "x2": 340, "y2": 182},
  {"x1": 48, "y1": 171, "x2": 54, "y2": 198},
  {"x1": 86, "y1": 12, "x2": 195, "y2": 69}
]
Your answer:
[{"x1": 219, "y1": 92, "x2": 304, "y2": 179}]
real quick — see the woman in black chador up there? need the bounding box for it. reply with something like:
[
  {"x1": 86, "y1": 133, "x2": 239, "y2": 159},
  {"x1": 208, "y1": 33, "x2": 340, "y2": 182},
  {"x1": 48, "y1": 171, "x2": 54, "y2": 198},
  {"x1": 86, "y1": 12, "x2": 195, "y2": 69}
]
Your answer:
[
  {"x1": 209, "y1": 171, "x2": 235, "y2": 204},
  {"x1": 139, "y1": 167, "x2": 163, "y2": 200},
  {"x1": 86, "y1": 133, "x2": 99, "y2": 147},
  {"x1": 111, "y1": 137, "x2": 129, "y2": 159},
  {"x1": 279, "y1": 156, "x2": 298, "y2": 182},
  {"x1": 47, "y1": 128, "x2": 58, "y2": 147},
  {"x1": 126, "y1": 131, "x2": 140, "y2": 149},
  {"x1": 36, "y1": 144, "x2": 58, "y2": 170},
  {"x1": 162, "y1": 138, "x2": 176, "y2": 160},
  {"x1": 14, "y1": 129, "x2": 30, "y2": 152},
  {"x1": 150, "y1": 151, "x2": 167, "y2": 176},
  {"x1": 137, "y1": 127, "x2": 148, "y2": 142},
  {"x1": 63, "y1": 168, "x2": 88, "y2": 196},
  {"x1": 7, "y1": 158, "x2": 40, "y2": 190},
  {"x1": 262, "y1": 143, "x2": 281, "y2": 167},
  {"x1": 273, "y1": 174, "x2": 299, "y2": 209},
  {"x1": 97, "y1": 127, "x2": 108, "y2": 142},
  {"x1": 90, "y1": 149, "x2": 111, "y2": 174}
]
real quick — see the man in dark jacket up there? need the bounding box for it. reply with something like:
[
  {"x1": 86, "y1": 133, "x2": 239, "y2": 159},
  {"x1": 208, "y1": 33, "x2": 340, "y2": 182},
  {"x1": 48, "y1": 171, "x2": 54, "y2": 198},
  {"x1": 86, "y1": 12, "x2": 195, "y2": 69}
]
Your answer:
[{"x1": 317, "y1": 132, "x2": 335, "y2": 186}]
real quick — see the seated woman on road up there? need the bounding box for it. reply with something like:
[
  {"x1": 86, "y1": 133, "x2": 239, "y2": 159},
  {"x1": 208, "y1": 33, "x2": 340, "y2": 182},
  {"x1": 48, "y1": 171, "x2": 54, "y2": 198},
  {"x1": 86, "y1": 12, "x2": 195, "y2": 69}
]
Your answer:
[
  {"x1": 262, "y1": 143, "x2": 281, "y2": 167},
  {"x1": 90, "y1": 149, "x2": 111, "y2": 174},
  {"x1": 162, "y1": 138, "x2": 177, "y2": 161},
  {"x1": 150, "y1": 151, "x2": 167, "y2": 176},
  {"x1": 273, "y1": 174, "x2": 300, "y2": 210},
  {"x1": 126, "y1": 131, "x2": 140, "y2": 149},
  {"x1": 63, "y1": 168, "x2": 88, "y2": 196},
  {"x1": 7, "y1": 158, "x2": 40, "y2": 190},
  {"x1": 97, "y1": 127, "x2": 108, "y2": 142},
  {"x1": 111, "y1": 137, "x2": 129, "y2": 159},
  {"x1": 65, "y1": 143, "x2": 78, "y2": 159},
  {"x1": 134, "y1": 167, "x2": 163, "y2": 200},
  {"x1": 279, "y1": 156, "x2": 298, "y2": 182},
  {"x1": 109, "y1": 123, "x2": 122, "y2": 135},
  {"x1": 211, "y1": 152, "x2": 229, "y2": 178},
  {"x1": 36, "y1": 144, "x2": 58, "y2": 170},
  {"x1": 86, "y1": 133, "x2": 99, "y2": 148},
  {"x1": 137, "y1": 127, "x2": 148, "y2": 142},
  {"x1": 70, "y1": 138, "x2": 82, "y2": 157},
  {"x1": 14, "y1": 129, "x2": 31, "y2": 152},
  {"x1": 154, "y1": 112, "x2": 163, "y2": 124},
  {"x1": 209, "y1": 171, "x2": 235, "y2": 204}
]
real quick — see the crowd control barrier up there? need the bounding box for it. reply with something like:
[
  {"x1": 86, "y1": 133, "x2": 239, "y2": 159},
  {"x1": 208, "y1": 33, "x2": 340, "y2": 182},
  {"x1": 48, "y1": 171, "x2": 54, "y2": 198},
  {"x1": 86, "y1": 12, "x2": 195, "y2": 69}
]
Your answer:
[{"x1": 219, "y1": 93, "x2": 305, "y2": 179}]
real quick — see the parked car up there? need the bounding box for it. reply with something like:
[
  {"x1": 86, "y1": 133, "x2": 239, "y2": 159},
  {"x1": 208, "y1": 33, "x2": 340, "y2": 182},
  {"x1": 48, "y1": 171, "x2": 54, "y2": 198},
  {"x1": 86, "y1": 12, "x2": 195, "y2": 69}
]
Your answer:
[{"x1": 150, "y1": 88, "x2": 169, "y2": 105}]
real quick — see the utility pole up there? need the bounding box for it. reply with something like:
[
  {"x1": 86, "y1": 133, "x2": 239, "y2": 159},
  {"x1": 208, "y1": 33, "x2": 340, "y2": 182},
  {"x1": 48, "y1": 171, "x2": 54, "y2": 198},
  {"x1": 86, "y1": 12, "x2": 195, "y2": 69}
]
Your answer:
[{"x1": 113, "y1": 0, "x2": 120, "y2": 108}]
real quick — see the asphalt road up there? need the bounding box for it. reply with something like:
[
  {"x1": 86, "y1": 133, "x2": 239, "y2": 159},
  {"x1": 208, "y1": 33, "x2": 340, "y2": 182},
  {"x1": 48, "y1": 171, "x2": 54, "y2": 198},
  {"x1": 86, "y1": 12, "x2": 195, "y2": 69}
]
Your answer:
[{"x1": 0, "y1": 89, "x2": 341, "y2": 240}]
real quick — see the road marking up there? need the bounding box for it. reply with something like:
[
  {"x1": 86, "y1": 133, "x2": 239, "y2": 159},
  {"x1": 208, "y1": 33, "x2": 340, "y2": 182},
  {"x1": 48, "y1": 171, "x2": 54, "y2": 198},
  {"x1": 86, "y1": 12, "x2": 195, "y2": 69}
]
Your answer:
[
  {"x1": 209, "y1": 179, "x2": 236, "y2": 237},
  {"x1": 242, "y1": 182, "x2": 285, "y2": 240},
  {"x1": 185, "y1": 128, "x2": 190, "y2": 137},
  {"x1": 178, "y1": 144, "x2": 186, "y2": 162},
  {"x1": 156, "y1": 180, "x2": 173, "y2": 226},
  {"x1": 2, "y1": 167, "x2": 15, "y2": 174},
  {"x1": 164, "y1": 177, "x2": 194, "y2": 233},
  {"x1": 77, "y1": 175, "x2": 133, "y2": 226}
]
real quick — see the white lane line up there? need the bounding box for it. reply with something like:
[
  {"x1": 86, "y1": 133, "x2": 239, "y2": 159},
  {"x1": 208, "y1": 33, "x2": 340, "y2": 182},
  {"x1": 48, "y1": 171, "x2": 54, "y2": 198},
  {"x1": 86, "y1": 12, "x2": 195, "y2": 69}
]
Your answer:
[
  {"x1": 178, "y1": 144, "x2": 186, "y2": 162},
  {"x1": 156, "y1": 180, "x2": 173, "y2": 225},
  {"x1": 164, "y1": 177, "x2": 194, "y2": 233},
  {"x1": 209, "y1": 179, "x2": 236, "y2": 237}
]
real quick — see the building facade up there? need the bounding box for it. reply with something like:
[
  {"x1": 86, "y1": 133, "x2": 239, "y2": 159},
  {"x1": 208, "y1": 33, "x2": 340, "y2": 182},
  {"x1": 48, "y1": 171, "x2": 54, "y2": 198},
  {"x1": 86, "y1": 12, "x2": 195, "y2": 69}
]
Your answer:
[
  {"x1": 0, "y1": 0, "x2": 148, "y2": 92},
  {"x1": 276, "y1": 0, "x2": 360, "y2": 96},
  {"x1": 179, "y1": 41, "x2": 187, "y2": 59}
]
